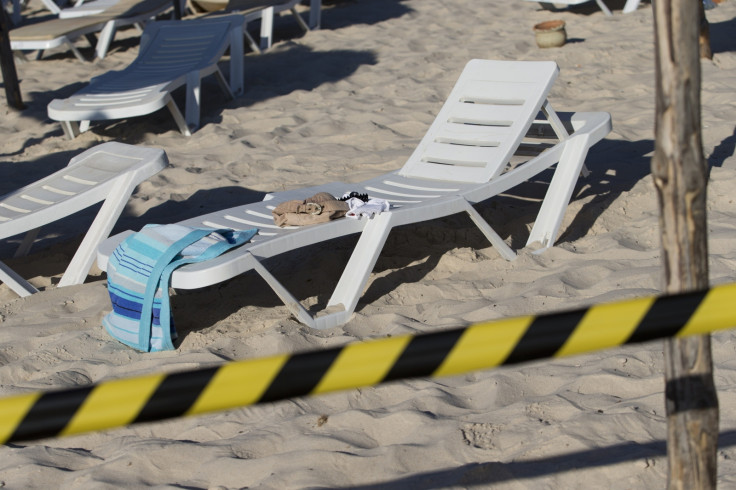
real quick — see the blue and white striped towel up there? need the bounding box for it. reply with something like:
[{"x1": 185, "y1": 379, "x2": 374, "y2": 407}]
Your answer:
[{"x1": 103, "y1": 224, "x2": 257, "y2": 352}]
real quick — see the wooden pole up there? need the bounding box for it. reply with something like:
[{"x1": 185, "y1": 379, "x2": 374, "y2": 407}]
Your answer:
[
  {"x1": 0, "y1": 1, "x2": 24, "y2": 110},
  {"x1": 651, "y1": 0, "x2": 718, "y2": 488}
]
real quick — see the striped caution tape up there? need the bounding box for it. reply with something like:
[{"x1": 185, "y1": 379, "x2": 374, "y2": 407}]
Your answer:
[{"x1": 1, "y1": 282, "x2": 734, "y2": 445}]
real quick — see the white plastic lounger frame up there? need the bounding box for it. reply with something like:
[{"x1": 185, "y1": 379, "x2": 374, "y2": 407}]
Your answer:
[
  {"x1": 0, "y1": 143, "x2": 167, "y2": 297},
  {"x1": 528, "y1": 0, "x2": 641, "y2": 15},
  {"x1": 98, "y1": 59, "x2": 612, "y2": 330},
  {"x1": 47, "y1": 15, "x2": 245, "y2": 139}
]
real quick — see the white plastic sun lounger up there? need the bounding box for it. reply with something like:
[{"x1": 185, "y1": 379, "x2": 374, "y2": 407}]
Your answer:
[
  {"x1": 47, "y1": 15, "x2": 245, "y2": 139},
  {"x1": 9, "y1": 0, "x2": 178, "y2": 61},
  {"x1": 97, "y1": 59, "x2": 612, "y2": 330},
  {"x1": 526, "y1": 0, "x2": 641, "y2": 15},
  {"x1": 0, "y1": 143, "x2": 167, "y2": 297}
]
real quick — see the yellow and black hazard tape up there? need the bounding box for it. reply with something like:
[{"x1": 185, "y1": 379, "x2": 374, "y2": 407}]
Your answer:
[{"x1": 1, "y1": 282, "x2": 734, "y2": 445}]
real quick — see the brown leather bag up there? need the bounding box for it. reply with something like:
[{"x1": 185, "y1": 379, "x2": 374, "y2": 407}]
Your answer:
[{"x1": 272, "y1": 192, "x2": 350, "y2": 227}]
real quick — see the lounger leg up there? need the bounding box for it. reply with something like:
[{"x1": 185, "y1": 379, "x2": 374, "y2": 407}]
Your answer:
[
  {"x1": 95, "y1": 22, "x2": 116, "y2": 59},
  {"x1": 542, "y1": 100, "x2": 569, "y2": 139},
  {"x1": 0, "y1": 261, "x2": 39, "y2": 296},
  {"x1": 260, "y1": 6, "x2": 274, "y2": 51},
  {"x1": 243, "y1": 29, "x2": 261, "y2": 54},
  {"x1": 63, "y1": 38, "x2": 89, "y2": 62},
  {"x1": 308, "y1": 0, "x2": 320, "y2": 30},
  {"x1": 166, "y1": 98, "x2": 191, "y2": 136},
  {"x1": 622, "y1": 0, "x2": 640, "y2": 13},
  {"x1": 60, "y1": 121, "x2": 81, "y2": 139},
  {"x1": 526, "y1": 133, "x2": 590, "y2": 252},
  {"x1": 462, "y1": 202, "x2": 516, "y2": 261},
  {"x1": 228, "y1": 21, "x2": 244, "y2": 96},
  {"x1": 319, "y1": 213, "x2": 394, "y2": 329},
  {"x1": 214, "y1": 68, "x2": 234, "y2": 100},
  {"x1": 185, "y1": 71, "x2": 201, "y2": 134},
  {"x1": 594, "y1": 0, "x2": 613, "y2": 15},
  {"x1": 58, "y1": 174, "x2": 138, "y2": 287},
  {"x1": 290, "y1": 7, "x2": 309, "y2": 33},
  {"x1": 249, "y1": 214, "x2": 393, "y2": 329},
  {"x1": 543, "y1": 100, "x2": 590, "y2": 177},
  {"x1": 14, "y1": 228, "x2": 40, "y2": 258},
  {"x1": 249, "y1": 255, "x2": 321, "y2": 328}
]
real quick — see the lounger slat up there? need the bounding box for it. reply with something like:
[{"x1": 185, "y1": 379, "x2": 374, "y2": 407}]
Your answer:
[
  {"x1": 432, "y1": 124, "x2": 514, "y2": 147},
  {"x1": 420, "y1": 142, "x2": 509, "y2": 170},
  {"x1": 0, "y1": 197, "x2": 48, "y2": 214},
  {"x1": 448, "y1": 104, "x2": 527, "y2": 128}
]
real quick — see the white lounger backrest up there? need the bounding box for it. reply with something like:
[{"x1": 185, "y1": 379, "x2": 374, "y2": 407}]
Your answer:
[
  {"x1": 127, "y1": 16, "x2": 243, "y2": 84},
  {"x1": 398, "y1": 59, "x2": 559, "y2": 184},
  {"x1": 0, "y1": 143, "x2": 166, "y2": 240}
]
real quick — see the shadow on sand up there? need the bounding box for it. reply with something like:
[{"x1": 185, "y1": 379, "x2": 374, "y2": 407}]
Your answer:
[{"x1": 326, "y1": 429, "x2": 736, "y2": 489}]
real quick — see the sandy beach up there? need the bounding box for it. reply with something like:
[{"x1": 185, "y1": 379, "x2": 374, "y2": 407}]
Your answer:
[{"x1": 1, "y1": 0, "x2": 736, "y2": 487}]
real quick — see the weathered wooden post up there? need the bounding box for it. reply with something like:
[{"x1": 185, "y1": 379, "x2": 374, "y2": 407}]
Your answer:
[
  {"x1": 0, "y1": 2, "x2": 24, "y2": 110},
  {"x1": 651, "y1": 0, "x2": 718, "y2": 488}
]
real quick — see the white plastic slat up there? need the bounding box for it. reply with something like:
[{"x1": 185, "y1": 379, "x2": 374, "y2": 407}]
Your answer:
[
  {"x1": 402, "y1": 161, "x2": 500, "y2": 184},
  {"x1": 432, "y1": 124, "x2": 513, "y2": 146},
  {"x1": 420, "y1": 141, "x2": 508, "y2": 168},
  {"x1": 0, "y1": 209, "x2": 28, "y2": 221},
  {"x1": 362, "y1": 185, "x2": 444, "y2": 199},
  {"x1": 64, "y1": 166, "x2": 115, "y2": 184},
  {"x1": 448, "y1": 103, "x2": 525, "y2": 127},
  {"x1": 459, "y1": 80, "x2": 541, "y2": 103},
  {"x1": 77, "y1": 91, "x2": 154, "y2": 101},
  {"x1": 245, "y1": 209, "x2": 273, "y2": 219},
  {"x1": 9, "y1": 187, "x2": 68, "y2": 205},
  {"x1": 35, "y1": 176, "x2": 95, "y2": 195},
  {"x1": 0, "y1": 197, "x2": 48, "y2": 214},
  {"x1": 376, "y1": 178, "x2": 462, "y2": 192},
  {"x1": 220, "y1": 215, "x2": 282, "y2": 229}
]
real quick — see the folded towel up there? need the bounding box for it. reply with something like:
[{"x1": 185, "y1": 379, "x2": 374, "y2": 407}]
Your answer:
[
  {"x1": 103, "y1": 224, "x2": 257, "y2": 352},
  {"x1": 272, "y1": 192, "x2": 349, "y2": 227}
]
